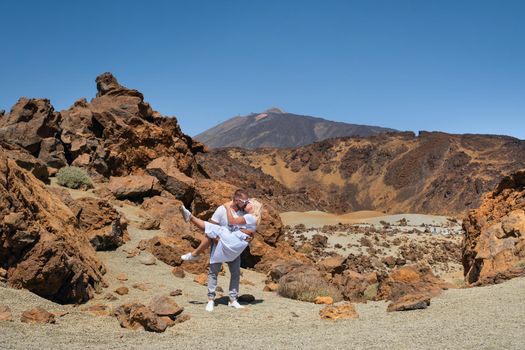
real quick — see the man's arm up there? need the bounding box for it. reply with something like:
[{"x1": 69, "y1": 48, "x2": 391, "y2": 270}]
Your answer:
[{"x1": 224, "y1": 203, "x2": 247, "y2": 225}]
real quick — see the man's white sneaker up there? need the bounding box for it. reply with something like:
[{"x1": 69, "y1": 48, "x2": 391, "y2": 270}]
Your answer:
[
  {"x1": 228, "y1": 300, "x2": 245, "y2": 309},
  {"x1": 181, "y1": 252, "x2": 200, "y2": 262},
  {"x1": 205, "y1": 300, "x2": 214, "y2": 312},
  {"x1": 180, "y1": 205, "x2": 192, "y2": 222}
]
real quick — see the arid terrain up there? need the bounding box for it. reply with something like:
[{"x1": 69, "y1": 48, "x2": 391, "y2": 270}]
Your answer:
[{"x1": 1, "y1": 73, "x2": 524, "y2": 349}]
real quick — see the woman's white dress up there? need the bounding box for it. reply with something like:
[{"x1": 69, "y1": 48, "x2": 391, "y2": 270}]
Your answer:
[{"x1": 205, "y1": 214, "x2": 257, "y2": 264}]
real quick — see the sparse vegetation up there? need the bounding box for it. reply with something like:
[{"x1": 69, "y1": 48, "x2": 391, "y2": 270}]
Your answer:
[
  {"x1": 56, "y1": 166, "x2": 93, "y2": 189},
  {"x1": 278, "y1": 273, "x2": 342, "y2": 303}
]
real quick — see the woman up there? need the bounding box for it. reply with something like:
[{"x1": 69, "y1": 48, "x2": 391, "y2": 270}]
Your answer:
[{"x1": 179, "y1": 200, "x2": 260, "y2": 263}]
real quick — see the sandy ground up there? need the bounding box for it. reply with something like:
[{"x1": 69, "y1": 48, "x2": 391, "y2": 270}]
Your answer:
[{"x1": 1, "y1": 186, "x2": 524, "y2": 349}]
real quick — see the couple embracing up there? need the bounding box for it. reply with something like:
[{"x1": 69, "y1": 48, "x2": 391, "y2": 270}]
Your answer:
[{"x1": 179, "y1": 188, "x2": 261, "y2": 312}]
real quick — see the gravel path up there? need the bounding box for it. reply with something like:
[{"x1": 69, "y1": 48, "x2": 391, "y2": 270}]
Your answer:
[{"x1": 1, "y1": 192, "x2": 524, "y2": 349}]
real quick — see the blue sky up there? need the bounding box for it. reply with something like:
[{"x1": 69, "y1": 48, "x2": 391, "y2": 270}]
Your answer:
[{"x1": 1, "y1": 0, "x2": 524, "y2": 139}]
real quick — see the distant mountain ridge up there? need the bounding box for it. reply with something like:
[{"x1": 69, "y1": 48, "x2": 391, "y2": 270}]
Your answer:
[{"x1": 195, "y1": 108, "x2": 397, "y2": 149}]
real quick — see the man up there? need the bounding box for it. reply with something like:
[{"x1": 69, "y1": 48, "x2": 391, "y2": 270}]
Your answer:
[{"x1": 181, "y1": 188, "x2": 251, "y2": 312}]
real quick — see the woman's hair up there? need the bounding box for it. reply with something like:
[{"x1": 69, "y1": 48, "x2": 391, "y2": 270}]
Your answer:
[{"x1": 248, "y1": 198, "x2": 263, "y2": 226}]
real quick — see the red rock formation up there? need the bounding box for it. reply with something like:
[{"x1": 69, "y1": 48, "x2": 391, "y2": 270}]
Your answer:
[
  {"x1": 0, "y1": 147, "x2": 105, "y2": 304},
  {"x1": 462, "y1": 169, "x2": 525, "y2": 285}
]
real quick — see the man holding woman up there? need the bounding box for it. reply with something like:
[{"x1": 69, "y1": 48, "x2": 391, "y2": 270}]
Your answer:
[{"x1": 180, "y1": 189, "x2": 259, "y2": 312}]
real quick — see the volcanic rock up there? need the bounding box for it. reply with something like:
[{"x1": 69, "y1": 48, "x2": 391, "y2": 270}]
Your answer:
[
  {"x1": 115, "y1": 287, "x2": 129, "y2": 295},
  {"x1": 114, "y1": 303, "x2": 167, "y2": 332},
  {"x1": 146, "y1": 156, "x2": 195, "y2": 205},
  {"x1": 0, "y1": 148, "x2": 105, "y2": 304},
  {"x1": 376, "y1": 264, "x2": 450, "y2": 302},
  {"x1": 148, "y1": 295, "x2": 183, "y2": 317},
  {"x1": 0, "y1": 305, "x2": 13, "y2": 321},
  {"x1": 21, "y1": 307, "x2": 56, "y2": 324},
  {"x1": 108, "y1": 175, "x2": 162, "y2": 200},
  {"x1": 387, "y1": 294, "x2": 431, "y2": 312},
  {"x1": 319, "y1": 303, "x2": 359, "y2": 320},
  {"x1": 462, "y1": 169, "x2": 525, "y2": 285},
  {"x1": 138, "y1": 236, "x2": 208, "y2": 275}
]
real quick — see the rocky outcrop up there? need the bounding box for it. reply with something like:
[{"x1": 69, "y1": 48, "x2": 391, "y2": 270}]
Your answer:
[
  {"x1": 0, "y1": 73, "x2": 205, "y2": 179},
  {"x1": 108, "y1": 175, "x2": 162, "y2": 200},
  {"x1": 47, "y1": 188, "x2": 128, "y2": 251},
  {"x1": 146, "y1": 156, "x2": 195, "y2": 206},
  {"x1": 0, "y1": 148, "x2": 105, "y2": 304},
  {"x1": 213, "y1": 132, "x2": 525, "y2": 216},
  {"x1": 462, "y1": 170, "x2": 525, "y2": 285}
]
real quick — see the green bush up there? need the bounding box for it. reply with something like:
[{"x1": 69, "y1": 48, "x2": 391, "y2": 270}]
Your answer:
[{"x1": 56, "y1": 166, "x2": 93, "y2": 189}]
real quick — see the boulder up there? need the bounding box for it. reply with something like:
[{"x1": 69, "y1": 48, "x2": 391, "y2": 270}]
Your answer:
[
  {"x1": 47, "y1": 189, "x2": 128, "y2": 251},
  {"x1": 75, "y1": 197, "x2": 128, "y2": 250},
  {"x1": 0, "y1": 98, "x2": 60, "y2": 158},
  {"x1": 138, "y1": 236, "x2": 208, "y2": 275},
  {"x1": 20, "y1": 307, "x2": 56, "y2": 324},
  {"x1": 114, "y1": 303, "x2": 167, "y2": 332},
  {"x1": 108, "y1": 175, "x2": 162, "y2": 200},
  {"x1": 387, "y1": 293, "x2": 431, "y2": 312},
  {"x1": 141, "y1": 196, "x2": 189, "y2": 235},
  {"x1": 0, "y1": 141, "x2": 50, "y2": 182},
  {"x1": 318, "y1": 255, "x2": 346, "y2": 275},
  {"x1": 0, "y1": 148, "x2": 105, "y2": 304},
  {"x1": 146, "y1": 156, "x2": 195, "y2": 205},
  {"x1": 376, "y1": 264, "x2": 450, "y2": 302},
  {"x1": 148, "y1": 295, "x2": 183, "y2": 317},
  {"x1": 462, "y1": 170, "x2": 525, "y2": 285},
  {"x1": 339, "y1": 270, "x2": 378, "y2": 302}
]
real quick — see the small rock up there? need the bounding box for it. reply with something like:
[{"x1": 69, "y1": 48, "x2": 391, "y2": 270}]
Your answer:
[
  {"x1": 173, "y1": 314, "x2": 191, "y2": 325},
  {"x1": 126, "y1": 249, "x2": 140, "y2": 258},
  {"x1": 240, "y1": 279, "x2": 255, "y2": 286},
  {"x1": 139, "y1": 217, "x2": 161, "y2": 230},
  {"x1": 216, "y1": 286, "x2": 224, "y2": 293},
  {"x1": 104, "y1": 293, "x2": 118, "y2": 301},
  {"x1": 81, "y1": 303, "x2": 111, "y2": 317},
  {"x1": 0, "y1": 267, "x2": 7, "y2": 278},
  {"x1": 132, "y1": 283, "x2": 148, "y2": 291},
  {"x1": 116, "y1": 273, "x2": 128, "y2": 281},
  {"x1": 115, "y1": 287, "x2": 129, "y2": 295},
  {"x1": 52, "y1": 311, "x2": 69, "y2": 318},
  {"x1": 172, "y1": 267, "x2": 185, "y2": 278},
  {"x1": 263, "y1": 283, "x2": 279, "y2": 292},
  {"x1": 319, "y1": 303, "x2": 359, "y2": 321},
  {"x1": 0, "y1": 305, "x2": 13, "y2": 321},
  {"x1": 193, "y1": 273, "x2": 207, "y2": 286},
  {"x1": 139, "y1": 255, "x2": 157, "y2": 265},
  {"x1": 314, "y1": 296, "x2": 334, "y2": 305},
  {"x1": 21, "y1": 307, "x2": 56, "y2": 324},
  {"x1": 169, "y1": 289, "x2": 183, "y2": 297}
]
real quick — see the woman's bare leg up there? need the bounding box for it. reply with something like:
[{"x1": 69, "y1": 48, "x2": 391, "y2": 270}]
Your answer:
[
  {"x1": 189, "y1": 215, "x2": 206, "y2": 230},
  {"x1": 191, "y1": 236, "x2": 212, "y2": 256}
]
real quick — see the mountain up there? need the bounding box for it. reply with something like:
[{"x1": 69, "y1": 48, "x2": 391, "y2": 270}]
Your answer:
[
  {"x1": 196, "y1": 131, "x2": 525, "y2": 216},
  {"x1": 194, "y1": 108, "x2": 397, "y2": 149}
]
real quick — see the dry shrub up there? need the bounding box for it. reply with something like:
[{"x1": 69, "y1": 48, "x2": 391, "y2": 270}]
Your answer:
[{"x1": 56, "y1": 166, "x2": 93, "y2": 189}]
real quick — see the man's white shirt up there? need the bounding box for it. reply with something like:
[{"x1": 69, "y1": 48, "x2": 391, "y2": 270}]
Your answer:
[{"x1": 210, "y1": 205, "x2": 245, "y2": 230}]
